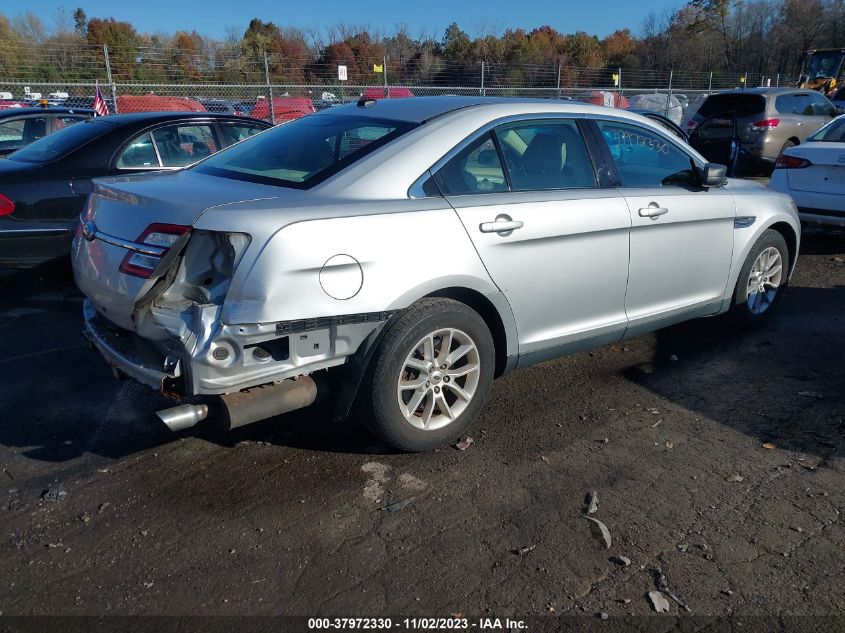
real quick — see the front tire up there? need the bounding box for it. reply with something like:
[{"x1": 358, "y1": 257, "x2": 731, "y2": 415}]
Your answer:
[
  {"x1": 357, "y1": 298, "x2": 495, "y2": 452},
  {"x1": 730, "y1": 229, "x2": 789, "y2": 325}
]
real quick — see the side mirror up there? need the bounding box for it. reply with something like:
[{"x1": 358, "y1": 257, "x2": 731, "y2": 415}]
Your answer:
[{"x1": 700, "y1": 162, "x2": 728, "y2": 187}]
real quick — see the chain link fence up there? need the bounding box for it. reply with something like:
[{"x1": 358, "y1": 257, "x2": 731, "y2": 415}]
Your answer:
[{"x1": 0, "y1": 43, "x2": 798, "y2": 125}]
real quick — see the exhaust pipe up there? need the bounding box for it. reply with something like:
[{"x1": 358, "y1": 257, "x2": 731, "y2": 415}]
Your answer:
[
  {"x1": 156, "y1": 403, "x2": 209, "y2": 432},
  {"x1": 214, "y1": 375, "x2": 325, "y2": 431}
]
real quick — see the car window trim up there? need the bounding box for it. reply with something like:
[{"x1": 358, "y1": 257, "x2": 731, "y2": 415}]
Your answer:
[
  {"x1": 586, "y1": 116, "x2": 705, "y2": 190},
  {"x1": 418, "y1": 112, "x2": 610, "y2": 199},
  {"x1": 109, "y1": 117, "x2": 262, "y2": 171}
]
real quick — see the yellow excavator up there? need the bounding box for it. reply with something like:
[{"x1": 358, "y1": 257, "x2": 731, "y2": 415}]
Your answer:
[{"x1": 799, "y1": 48, "x2": 845, "y2": 96}]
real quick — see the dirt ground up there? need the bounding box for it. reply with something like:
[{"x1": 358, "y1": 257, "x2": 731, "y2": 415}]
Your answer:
[{"x1": 0, "y1": 226, "x2": 843, "y2": 626}]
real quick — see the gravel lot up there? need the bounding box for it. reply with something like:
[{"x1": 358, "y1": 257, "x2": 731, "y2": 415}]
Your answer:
[{"x1": 0, "y1": 226, "x2": 843, "y2": 621}]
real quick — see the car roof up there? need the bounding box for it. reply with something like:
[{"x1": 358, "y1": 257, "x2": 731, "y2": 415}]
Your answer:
[
  {"x1": 95, "y1": 111, "x2": 270, "y2": 125},
  {"x1": 0, "y1": 106, "x2": 95, "y2": 118},
  {"x1": 709, "y1": 88, "x2": 816, "y2": 96},
  {"x1": 315, "y1": 95, "x2": 648, "y2": 123}
]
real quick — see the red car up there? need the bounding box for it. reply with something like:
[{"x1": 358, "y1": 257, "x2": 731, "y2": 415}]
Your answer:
[
  {"x1": 116, "y1": 95, "x2": 207, "y2": 113},
  {"x1": 362, "y1": 87, "x2": 414, "y2": 100},
  {"x1": 250, "y1": 97, "x2": 316, "y2": 123}
]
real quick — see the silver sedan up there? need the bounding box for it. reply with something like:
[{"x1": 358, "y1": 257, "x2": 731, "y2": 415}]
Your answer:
[{"x1": 72, "y1": 97, "x2": 801, "y2": 451}]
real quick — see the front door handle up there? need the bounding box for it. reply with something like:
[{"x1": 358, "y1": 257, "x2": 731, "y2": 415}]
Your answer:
[
  {"x1": 479, "y1": 214, "x2": 524, "y2": 235},
  {"x1": 638, "y1": 203, "x2": 669, "y2": 219}
]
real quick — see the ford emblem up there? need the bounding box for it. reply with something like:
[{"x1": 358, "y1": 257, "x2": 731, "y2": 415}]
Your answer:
[{"x1": 81, "y1": 221, "x2": 97, "y2": 242}]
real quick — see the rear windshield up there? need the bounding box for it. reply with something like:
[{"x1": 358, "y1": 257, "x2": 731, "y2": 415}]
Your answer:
[
  {"x1": 808, "y1": 117, "x2": 845, "y2": 142},
  {"x1": 695, "y1": 94, "x2": 766, "y2": 119},
  {"x1": 8, "y1": 118, "x2": 113, "y2": 163},
  {"x1": 195, "y1": 114, "x2": 417, "y2": 188}
]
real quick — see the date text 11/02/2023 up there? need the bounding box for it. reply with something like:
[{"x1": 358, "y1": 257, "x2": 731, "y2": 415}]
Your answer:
[{"x1": 306, "y1": 617, "x2": 528, "y2": 630}]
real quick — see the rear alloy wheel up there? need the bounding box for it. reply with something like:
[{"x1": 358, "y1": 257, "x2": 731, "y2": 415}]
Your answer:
[
  {"x1": 358, "y1": 298, "x2": 494, "y2": 451},
  {"x1": 731, "y1": 229, "x2": 789, "y2": 325}
]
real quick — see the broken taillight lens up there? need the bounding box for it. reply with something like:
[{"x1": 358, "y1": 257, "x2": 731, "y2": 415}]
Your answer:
[{"x1": 119, "y1": 223, "x2": 190, "y2": 278}]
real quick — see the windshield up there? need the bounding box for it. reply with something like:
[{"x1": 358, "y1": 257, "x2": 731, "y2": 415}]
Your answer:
[
  {"x1": 9, "y1": 118, "x2": 113, "y2": 163},
  {"x1": 195, "y1": 114, "x2": 417, "y2": 188},
  {"x1": 807, "y1": 51, "x2": 845, "y2": 80},
  {"x1": 808, "y1": 116, "x2": 845, "y2": 142},
  {"x1": 695, "y1": 94, "x2": 765, "y2": 120}
]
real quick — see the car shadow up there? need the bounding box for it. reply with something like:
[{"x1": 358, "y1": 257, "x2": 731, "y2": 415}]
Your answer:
[
  {"x1": 622, "y1": 283, "x2": 844, "y2": 463},
  {"x1": 797, "y1": 224, "x2": 845, "y2": 256}
]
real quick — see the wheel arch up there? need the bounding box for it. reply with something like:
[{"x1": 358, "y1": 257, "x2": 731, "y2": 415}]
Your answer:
[
  {"x1": 424, "y1": 286, "x2": 514, "y2": 378},
  {"x1": 768, "y1": 220, "x2": 799, "y2": 276}
]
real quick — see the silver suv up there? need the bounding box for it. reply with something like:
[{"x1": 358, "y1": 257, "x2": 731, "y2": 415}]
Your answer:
[
  {"x1": 688, "y1": 88, "x2": 840, "y2": 169},
  {"x1": 73, "y1": 97, "x2": 801, "y2": 451}
]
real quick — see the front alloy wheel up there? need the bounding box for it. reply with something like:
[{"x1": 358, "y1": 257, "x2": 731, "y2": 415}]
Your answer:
[{"x1": 745, "y1": 246, "x2": 783, "y2": 315}]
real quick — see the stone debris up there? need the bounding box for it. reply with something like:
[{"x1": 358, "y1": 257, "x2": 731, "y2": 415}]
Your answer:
[
  {"x1": 455, "y1": 437, "x2": 474, "y2": 451},
  {"x1": 648, "y1": 591, "x2": 670, "y2": 613},
  {"x1": 513, "y1": 545, "x2": 536, "y2": 556},
  {"x1": 584, "y1": 517, "x2": 612, "y2": 549},
  {"x1": 383, "y1": 498, "x2": 414, "y2": 513},
  {"x1": 610, "y1": 555, "x2": 631, "y2": 567},
  {"x1": 726, "y1": 474, "x2": 744, "y2": 482},
  {"x1": 40, "y1": 486, "x2": 67, "y2": 502}
]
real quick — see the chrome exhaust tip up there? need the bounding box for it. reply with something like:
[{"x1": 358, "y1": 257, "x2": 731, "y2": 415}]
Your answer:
[{"x1": 156, "y1": 404, "x2": 209, "y2": 432}]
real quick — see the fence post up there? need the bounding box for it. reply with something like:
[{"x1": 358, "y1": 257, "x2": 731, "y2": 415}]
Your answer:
[
  {"x1": 480, "y1": 61, "x2": 485, "y2": 96},
  {"x1": 383, "y1": 55, "x2": 388, "y2": 97},
  {"x1": 775, "y1": 73, "x2": 780, "y2": 87},
  {"x1": 263, "y1": 52, "x2": 275, "y2": 125},
  {"x1": 556, "y1": 64, "x2": 561, "y2": 100},
  {"x1": 666, "y1": 68, "x2": 673, "y2": 117},
  {"x1": 617, "y1": 66, "x2": 622, "y2": 97},
  {"x1": 708, "y1": 71, "x2": 713, "y2": 92},
  {"x1": 102, "y1": 44, "x2": 117, "y2": 113}
]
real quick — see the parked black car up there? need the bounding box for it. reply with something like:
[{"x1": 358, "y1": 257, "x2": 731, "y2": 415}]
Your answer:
[
  {"x1": 0, "y1": 112, "x2": 271, "y2": 266},
  {"x1": 0, "y1": 107, "x2": 94, "y2": 157}
]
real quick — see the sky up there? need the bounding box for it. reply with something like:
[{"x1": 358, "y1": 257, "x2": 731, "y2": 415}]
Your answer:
[{"x1": 8, "y1": 0, "x2": 683, "y2": 40}]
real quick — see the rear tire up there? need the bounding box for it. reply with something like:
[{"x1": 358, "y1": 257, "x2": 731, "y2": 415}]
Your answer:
[
  {"x1": 356, "y1": 298, "x2": 495, "y2": 452},
  {"x1": 730, "y1": 229, "x2": 789, "y2": 326}
]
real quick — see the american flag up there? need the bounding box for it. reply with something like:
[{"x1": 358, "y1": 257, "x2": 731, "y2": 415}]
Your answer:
[{"x1": 93, "y1": 83, "x2": 109, "y2": 117}]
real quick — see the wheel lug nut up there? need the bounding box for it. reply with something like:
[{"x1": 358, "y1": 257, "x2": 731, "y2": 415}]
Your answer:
[
  {"x1": 425, "y1": 382, "x2": 430, "y2": 388},
  {"x1": 444, "y1": 376, "x2": 450, "y2": 382},
  {"x1": 434, "y1": 386, "x2": 440, "y2": 394}
]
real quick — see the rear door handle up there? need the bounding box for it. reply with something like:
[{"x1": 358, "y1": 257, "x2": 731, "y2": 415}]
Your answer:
[
  {"x1": 479, "y1": 215, "x2": 524, "y2": 234},
  {"x1": 638, "y1": 204, "x2": 669, "y2": 219}
]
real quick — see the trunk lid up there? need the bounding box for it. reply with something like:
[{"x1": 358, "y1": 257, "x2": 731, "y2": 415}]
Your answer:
[
  {"x1": 784, "y1": 143, "x2": 845, "y2": 193},
  {"x1": 72, "y1": 169, "x2": 284, "y2": 330}
]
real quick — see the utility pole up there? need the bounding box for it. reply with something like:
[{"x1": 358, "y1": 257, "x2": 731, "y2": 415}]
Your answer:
[
  {"x1": 264, "y1": 52, "x2": 275, "y2": 125},
  {"x1": 480, "y1": 61, "x2": 485, "y2": 96},
  {"x1": 383, "y1": 55, "x2": 388, "y2": 97},
  {"x1": 103, "y1": 44, "x2": 117, "y2": 113}
]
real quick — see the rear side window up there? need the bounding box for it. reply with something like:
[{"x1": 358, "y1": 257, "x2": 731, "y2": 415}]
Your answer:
[
  {"x1": 117, "y1": 132, "x2": 159, "y2": 168},
  {"x1": 597, "y1": 120, "x2": 696, "y2": 188},
  {"x1": 434, "y1": 133, "x2": 507, "y2": 195},
  {"x1": 696, "y1": 94, "x2": 765, "y2": 119},
  {"x1": 153, "y1": 124, "x2": 218, "y2": 166},
  {"x1": 494, "y1": 119, "x2": 596, "y2": 190},
  {"x1": 195, "y1": 114, "x2": 415, "y2": 189},
  {"x1": 776, "y1": 94, "x2": 813, "y2": 115},
  {"x1": 0, "y1": 119, "x2": 26, "y2": 151}
]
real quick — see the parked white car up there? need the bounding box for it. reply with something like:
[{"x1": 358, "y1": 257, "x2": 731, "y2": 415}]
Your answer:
[
  {"x1": 72, "y1": 97, "x2": 801, "y2": 451},
  {"x1": 770, "y1": 114, "x2": 845, "y2": 226}
]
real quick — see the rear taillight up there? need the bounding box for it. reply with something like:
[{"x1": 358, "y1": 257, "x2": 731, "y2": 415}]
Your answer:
[
  {"x1": 0, "y1": 193, "x2": 15, "y2": 217},
  {"x1": 775, "y1": 154, "x2": 811, "y2": 169},
  {"x1": 119, "y1": 223, "x2": 190, "y2": 278},
  {"x1": 752, "y1": 118, "x2": 780, "y2": 129}
]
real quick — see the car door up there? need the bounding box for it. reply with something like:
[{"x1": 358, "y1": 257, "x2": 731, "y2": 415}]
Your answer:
[
  {"x1": 435, "y1": 118, "x2": 632, "y2": 362},
  {"x1": 688, "y1": 112, "x2": 739, "y2": 176},
  {"x1": 590, "y1": 118, "x2": 735, "y2": 336}
]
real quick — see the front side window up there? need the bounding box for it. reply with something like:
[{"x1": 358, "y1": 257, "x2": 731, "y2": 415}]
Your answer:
[
  {"x1": 791, "y1": 94, "x2": 814, "y2": 116},
  {"x1": 597, "y1": 120, "x2": 697, "y2": 188},
  {"x1": 195, "y1": 114, "x2": 415, "y2": 189},
  {"x1": 494, "y1": 119, "x2": 596, "y2": 190},
  {"x1": 153, "y1": 124, "x2": 218, "y2": 167},
  {"x1": 218, "y1": 122, "x2": 265, "y2": 146},
  {"x1": 434, "y1": 133, "x2": 507, "y2": 195},
  {"x1": 808, "y1": 117, "x2": 845, "y2": 142},
  {"x1": 811, "y1": 92, "x2": 836, "y2": 117}
]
